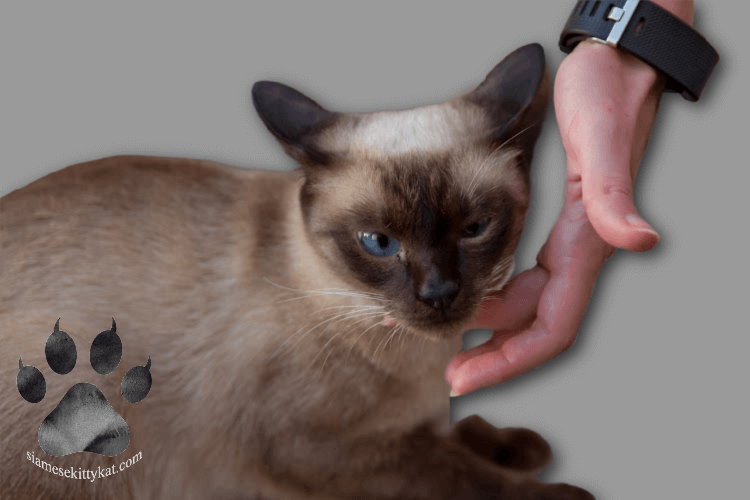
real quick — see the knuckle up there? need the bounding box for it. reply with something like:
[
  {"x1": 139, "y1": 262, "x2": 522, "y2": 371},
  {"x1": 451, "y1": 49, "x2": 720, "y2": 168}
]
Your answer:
[
  {"x1": 581, "y1": 180, "x2": 633, "y2": 214},
  {"x1": 600, "y1": 182, "x2": 633, "y2": 198}
]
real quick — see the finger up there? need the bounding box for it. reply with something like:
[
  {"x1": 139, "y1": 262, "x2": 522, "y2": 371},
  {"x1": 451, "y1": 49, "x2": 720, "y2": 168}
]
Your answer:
[
  {"x1": 445, "y1": 328, "x2": 520, "y2": 390},
  {"x1": 578, "y1": 124, "x2": 660, "y2": 252},
  {"x1": 463, "y1": 266, "x2": 549, "y2": 331},
  {"x1": 446, "y1": 275, "x2": 591, "y2": 395},
  {"x1": 447, "y1": 267, "x2": 548, "y2": 387},
  {"x1": 448, "y1": 240, "x2": 603, "y2": 396}
]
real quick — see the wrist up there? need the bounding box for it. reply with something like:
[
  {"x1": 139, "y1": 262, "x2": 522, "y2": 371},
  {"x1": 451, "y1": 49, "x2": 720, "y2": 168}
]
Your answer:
[
  {"x1": 571, "y1": 38, "x2": 665, "y2": 95},
  {"x1": 568, "y1": 0, "x2": 695, "y2": 92},
  {"x1": 559, "y1": 0, "x2": 716, "y2": 101}
]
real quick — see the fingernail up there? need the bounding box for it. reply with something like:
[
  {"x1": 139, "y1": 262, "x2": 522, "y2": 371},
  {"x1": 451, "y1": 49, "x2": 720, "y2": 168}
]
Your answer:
[
  {"x1": 449, "y1": 389, "x2": 459, "y2": 398},
  {"x1": 625, "y1": 214, "x2": 659, "y2": 236}
]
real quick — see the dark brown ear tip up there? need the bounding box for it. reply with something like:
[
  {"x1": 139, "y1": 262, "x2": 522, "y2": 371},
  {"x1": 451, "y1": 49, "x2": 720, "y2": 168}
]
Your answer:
[
  {"x1": 251, "y1": 80, "x2": 338, "y2": 167},
  {"x1": 517, "y1": 43, "x2": 544, "y2": 58},
  {"x1": 505, "y1": 43, "x2": 545, "y2": 63},
  {"x1": 251, "y1": 80, "x2": 279, "y2": 98},
  {"x1": 527, "y1": 43, "x2": 546, "y2": 71},
  {"x1": 252, "y1": 80, "x2": 274, "y2": 91},
  {"x1": 252, "y1": 80, "x2": 325, "y2": 110},
  {"x1": 471, "y1": 44, "x2": 547, "y2": 102},
  {"x1": 504, "y1": 43, "x2": 547, "y2": 76},
  {"x1": 251, "y1": 81, "x2": 280, "y2": 112}
]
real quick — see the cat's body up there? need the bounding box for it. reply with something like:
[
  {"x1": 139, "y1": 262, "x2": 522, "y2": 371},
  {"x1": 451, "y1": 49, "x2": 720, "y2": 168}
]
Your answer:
[{"x1": 1, "y1": 44, "x2": 592, "y2": 499}]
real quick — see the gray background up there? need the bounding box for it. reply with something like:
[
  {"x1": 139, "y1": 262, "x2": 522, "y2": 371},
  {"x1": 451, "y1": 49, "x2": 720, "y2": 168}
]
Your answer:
[{"x1": 0, "y1": 1, "x2": 744, "y2": 498}]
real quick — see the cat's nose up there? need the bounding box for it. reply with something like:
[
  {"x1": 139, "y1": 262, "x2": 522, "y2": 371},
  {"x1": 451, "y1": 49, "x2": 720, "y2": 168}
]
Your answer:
[{"x1": 418, "y1": 270, "x2": 459, "y2": 311}]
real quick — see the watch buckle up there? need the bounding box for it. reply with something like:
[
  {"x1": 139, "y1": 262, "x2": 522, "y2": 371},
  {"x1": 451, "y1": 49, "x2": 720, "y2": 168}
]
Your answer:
[{"x1": 591, "y1": 0, "x2": 640, "y2": 47}]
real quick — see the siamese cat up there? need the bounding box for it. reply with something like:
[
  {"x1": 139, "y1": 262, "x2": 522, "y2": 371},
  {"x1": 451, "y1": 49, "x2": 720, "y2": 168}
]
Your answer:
[{"x1": 0, "y1": 44, "x2": 593, "y2": 499}]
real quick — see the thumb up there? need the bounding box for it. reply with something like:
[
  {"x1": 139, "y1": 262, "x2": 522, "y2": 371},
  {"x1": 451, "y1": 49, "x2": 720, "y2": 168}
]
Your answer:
[{"x1": 578, "y1": 128, "x2": 660, "y2": 252}]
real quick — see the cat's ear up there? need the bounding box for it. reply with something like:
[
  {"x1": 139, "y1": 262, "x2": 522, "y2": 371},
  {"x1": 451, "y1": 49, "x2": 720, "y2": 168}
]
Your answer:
[
  {"x1": 464, "y1": 43, "x2": 550, "y2": 168},
  {"x1": 252, "y1": 81, "x2": 338, "y2": 166}
]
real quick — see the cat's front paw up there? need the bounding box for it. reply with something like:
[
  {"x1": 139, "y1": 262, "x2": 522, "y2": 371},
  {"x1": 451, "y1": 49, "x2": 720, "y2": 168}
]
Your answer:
[{"x1": 450, "y1": 415, "x2": 552, "y2": 475}]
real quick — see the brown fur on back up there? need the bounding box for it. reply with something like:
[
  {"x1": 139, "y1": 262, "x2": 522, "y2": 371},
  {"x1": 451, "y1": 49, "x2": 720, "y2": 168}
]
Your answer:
[{"x1": 1, "y1": 155, "x2": 461, "y2": 498}]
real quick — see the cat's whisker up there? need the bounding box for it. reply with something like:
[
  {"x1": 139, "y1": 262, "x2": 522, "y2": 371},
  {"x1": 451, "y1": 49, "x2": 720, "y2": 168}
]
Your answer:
[
  {"x1": 399, "y1": 324, "x2": 411, "y2": 354},
  {"x1": 264, "y1": 277, "x2": 391, "y2": 304},
  {"x1": 372, "y1": 319, "x2": 407, "y2": 367},
  {"x1": 395, "y1": 325, "x2": 410, "y2": 358},
  {"x1": 262, "y1": 280, "x2": 387, "y2": 301},
  {"x1": 275, "y1": 291, "x2": 391, "y2": 306},
  {"x1": 271, "y1": 307, "x2": 385, "y2": 360},
  {"x1": 346, "y1": 311, "x2": 398, "y2": 361},
  {"x1": 375, "y1": 323, "x2": 404, "y2": 368},
  {"x1": 344, "y1": 315, "x2": 384, "y2": 361},
  {"x1": 479, "y1": 294, "x2": 503, "y2": 306},
  {"x1": 269, "y1": 323, "x2": 315, "y2": 360},
  {"x1": 301, "y1": 304, "x2": 386, "y2": 314},
  {"x1": 483, "y1": 255, "x2": 514, "y2": 295},
  {"x1": 467, "y1": 145, "x2": 515, "y2": 200},
  {"x1": 373, "y1": 326, "x2": 395, "y2": 366},
  {"x1": 299, "y1": 308, "x2": 385, "y2": 348},
  {"x1": 474, "y1": 183, "x2": 511, "y2": 204},
  {"x1": 308, "y1": 288, "x2": 389, "y2": 300},
  {"x1": 315, "y1": 311, "x2": 387, "y2": 379},
  {"x1": 276, "y1": 291, "x2": 391, "y2": 305},
  {"x1": 466, "y1": 147, "x2": 506, "y2": 200},
  {"x1": 466, "y1": 120, "x2": 540, "y2": 200},
  {"x1": 399, "y1": 323, "x2": 410, "y2": 350},
  {"x1": 316, "y1": 314, "x2": 388, "y2": 380},
  {"x1": 302, "y1": 310, "x2": 386, "y2": 368},
  {"x1": 496, "y1": 120, "x2": 542, "y2": 151}
]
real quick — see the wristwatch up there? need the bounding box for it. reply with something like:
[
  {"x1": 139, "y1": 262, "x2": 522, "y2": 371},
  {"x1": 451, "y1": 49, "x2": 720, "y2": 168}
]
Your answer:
[{"x1": 559, "y1": 0, "x2": 719, "y2": 101}]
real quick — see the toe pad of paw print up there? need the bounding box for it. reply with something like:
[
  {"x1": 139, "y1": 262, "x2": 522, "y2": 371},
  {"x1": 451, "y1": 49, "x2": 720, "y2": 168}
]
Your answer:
[{"x1": 16, "y1": 319, "x2": 152, "y2": 457}]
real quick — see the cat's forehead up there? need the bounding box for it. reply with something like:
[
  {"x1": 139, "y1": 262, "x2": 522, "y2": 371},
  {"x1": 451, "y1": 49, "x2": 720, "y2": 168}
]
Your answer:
[
  {"x1": 319, "y1": 146, "x2": 526, "y2": 237},
  {"x1": 321, "y1": 102, "x2": 490, "y2": 157},
  {"x1": 373, "y1": 147, "x2": 524, "y2": 210}
]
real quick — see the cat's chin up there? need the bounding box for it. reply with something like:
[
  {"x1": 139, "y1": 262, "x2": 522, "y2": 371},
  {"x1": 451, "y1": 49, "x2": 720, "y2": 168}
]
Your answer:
[
  {"x1": 391, "y1": 292, "x2": 506, "y2": 342},
  {"x1": 393, "y1": 316, "x2": 472, "y2": 342}
]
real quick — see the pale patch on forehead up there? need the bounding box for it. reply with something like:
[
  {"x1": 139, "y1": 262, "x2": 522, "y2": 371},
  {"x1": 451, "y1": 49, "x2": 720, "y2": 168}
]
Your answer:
[
  {"x1": 319, "y1": 102, "x2": 490, "y2": 157},
  {"x1": 312, "y1": 146, "x2": 527, "y2": 217}
]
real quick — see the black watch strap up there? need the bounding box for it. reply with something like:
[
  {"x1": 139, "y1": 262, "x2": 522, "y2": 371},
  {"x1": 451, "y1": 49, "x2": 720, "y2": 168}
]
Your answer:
[{"x1": 559, "y1": 0, "x2": 719, "y2": 101}]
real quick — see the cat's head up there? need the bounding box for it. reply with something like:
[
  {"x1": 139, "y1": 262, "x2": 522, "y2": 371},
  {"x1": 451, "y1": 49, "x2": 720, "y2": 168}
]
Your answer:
[{"x1": 253, "y1": 44, "x2": 548, "y2": 340}]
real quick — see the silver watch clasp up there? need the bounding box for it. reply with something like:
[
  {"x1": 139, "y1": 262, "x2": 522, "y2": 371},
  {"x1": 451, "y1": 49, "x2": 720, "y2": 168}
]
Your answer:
[{"x1": 591, "y1": 0, "x2": 640, "y2": 47}]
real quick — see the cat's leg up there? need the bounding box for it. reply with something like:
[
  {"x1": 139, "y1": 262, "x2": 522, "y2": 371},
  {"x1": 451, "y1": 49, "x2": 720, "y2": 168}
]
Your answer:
[
  {"x1": 448, "y1": 414, "x2": 553, "y2": 476},
  {"x1": 342, "y1": 423, "x2": 593, "y2": 500},
  {"x1": 248, "y1": 422, "x2": 592, "y2": 500}
]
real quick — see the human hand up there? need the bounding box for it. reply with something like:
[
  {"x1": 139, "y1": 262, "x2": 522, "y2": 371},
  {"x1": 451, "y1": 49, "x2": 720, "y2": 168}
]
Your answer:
[{"x1": 447, "y1": 0, "x2": 695, "y2": 395}]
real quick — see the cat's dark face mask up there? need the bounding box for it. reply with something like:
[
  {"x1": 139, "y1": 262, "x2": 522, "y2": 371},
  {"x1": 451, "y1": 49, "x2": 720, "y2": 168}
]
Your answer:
[
  {"x1": 252, "y1": 44, "x2": 549, "y2": 339},
  {"x1": 301, "y1": 149, "x2": 523, "y2": 337}
]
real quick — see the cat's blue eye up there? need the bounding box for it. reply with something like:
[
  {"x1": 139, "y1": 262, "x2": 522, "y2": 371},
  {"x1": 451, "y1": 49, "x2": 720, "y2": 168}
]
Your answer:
[
  {"x1": 357, "y1": 231, "x2": 400, "y2": 257},
  {"x1": 461, "y1": 217, "x2": 490, "y2": 238}
]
